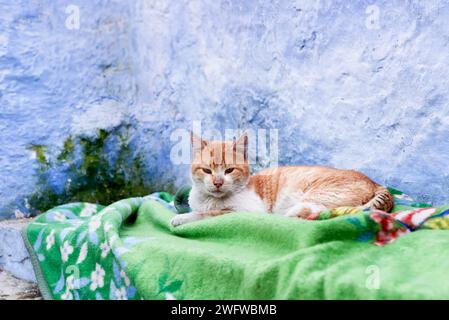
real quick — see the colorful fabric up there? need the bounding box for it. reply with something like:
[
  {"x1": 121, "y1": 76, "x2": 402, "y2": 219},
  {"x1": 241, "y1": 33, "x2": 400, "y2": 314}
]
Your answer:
[{"x1": 23, "y1": 188, "x2": 449, "y2": 300}]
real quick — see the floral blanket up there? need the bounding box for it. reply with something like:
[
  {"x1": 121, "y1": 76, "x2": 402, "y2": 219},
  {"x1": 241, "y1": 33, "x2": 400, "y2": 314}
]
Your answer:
[{"x1": 22, "y1": 189, "x2": 449, "y2": 300}]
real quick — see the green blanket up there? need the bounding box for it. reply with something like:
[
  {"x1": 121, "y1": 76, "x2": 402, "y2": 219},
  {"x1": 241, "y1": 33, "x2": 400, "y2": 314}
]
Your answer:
[{"x1": 22, "y1": 189, "x2": 449, "y2": 300}]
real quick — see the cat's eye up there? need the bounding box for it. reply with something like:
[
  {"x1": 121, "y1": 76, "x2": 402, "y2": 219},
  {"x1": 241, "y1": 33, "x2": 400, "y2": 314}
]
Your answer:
[
  {"x1": 202, "y1": 168, "x2": 212, "y2": 174},
  {"x1": 225, "y1": 168, "x2": 235, "y2": 174}
]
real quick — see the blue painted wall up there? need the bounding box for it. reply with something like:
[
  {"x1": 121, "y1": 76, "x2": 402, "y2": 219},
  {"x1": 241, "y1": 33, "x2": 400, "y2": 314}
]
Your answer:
[
  {"x1": 0, "y1": 0, "x2": 136, "y2": 217},
  {"x1": 1, "y1": 0, "x2": 449, "y2": 218}
]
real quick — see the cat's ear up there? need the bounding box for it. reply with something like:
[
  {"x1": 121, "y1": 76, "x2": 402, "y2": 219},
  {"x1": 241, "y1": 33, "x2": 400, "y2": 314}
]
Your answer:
[
  {"x1": 191, "y1": 132, "x2": 208, "y2": 152},
  {"x1": 234, "y1": 132, "x2": 248, "y2": 162}
]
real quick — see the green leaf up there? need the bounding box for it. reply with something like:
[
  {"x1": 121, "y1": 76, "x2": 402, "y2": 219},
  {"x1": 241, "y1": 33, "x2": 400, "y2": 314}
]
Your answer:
[
  {"x1": 158, "y1": 273, "x2": 169, "y2": 291},
  {"x1": 164, "y1": 280, "x2": 182, "y2": 293}
]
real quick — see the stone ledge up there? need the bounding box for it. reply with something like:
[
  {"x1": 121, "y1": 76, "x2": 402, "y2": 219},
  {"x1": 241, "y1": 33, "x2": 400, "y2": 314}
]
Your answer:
[
  {"x1": 0, "y1": 268, "x2": 41, "y2": 300},
  {"x1": 0, "y1": 219, "x2": 36, "y2": 282}
]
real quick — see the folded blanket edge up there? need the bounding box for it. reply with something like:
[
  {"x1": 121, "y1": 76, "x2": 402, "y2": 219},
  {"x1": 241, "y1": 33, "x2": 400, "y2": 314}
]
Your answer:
[{"x1": 21, "y1": 223, "x2": 54, "y2": 300}]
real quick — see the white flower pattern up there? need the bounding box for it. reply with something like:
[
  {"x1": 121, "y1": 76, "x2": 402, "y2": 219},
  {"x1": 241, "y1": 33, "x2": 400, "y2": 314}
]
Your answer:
[
  {"x1": 61, "y1": 288, "x2": 73, "y2": 300},
  {"x1": 115, "y1": 286, "x2": 128, "y2": 300},
  {"x1": 90, "y1": 263, "x2": 105, "y2": 291},
  {"x1": 60, "y1": 241, "x2": 74, "y2": 262},
  {"x1": 99, "y1": 242, "x2": 110, "y2": 258},
  {"x1": 80, "y1": 203, "x2": 97, "y2": 217},
  {"x1": 66, "y1": 275, "x2": 75, "y2": 290},
  {"x1": 53, "y1": 212, "x2": 67, "y2": 222},
  {"x1": 88, "y1": 218, "x2": 102, "y2": 233},
  {"x1": 45, "y1": 230, "x2": 55, "y2": 250},
  {"x1": 29, "y1": 199, "x2": 148, "y2": 300},
  {"x1": 104, "y1": 222, "x2": 113, "y2": 233}
]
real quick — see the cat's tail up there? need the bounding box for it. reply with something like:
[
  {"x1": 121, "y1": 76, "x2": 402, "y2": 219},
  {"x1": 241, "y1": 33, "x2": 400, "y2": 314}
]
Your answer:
[{"x1": 360, "y1": 186, "x2": 394, "y2": 212}]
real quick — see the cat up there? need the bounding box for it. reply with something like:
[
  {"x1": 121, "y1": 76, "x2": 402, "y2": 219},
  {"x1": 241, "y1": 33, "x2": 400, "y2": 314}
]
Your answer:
[{"x1": 170, "y1": 133, "x2": 394, "y2": 227}]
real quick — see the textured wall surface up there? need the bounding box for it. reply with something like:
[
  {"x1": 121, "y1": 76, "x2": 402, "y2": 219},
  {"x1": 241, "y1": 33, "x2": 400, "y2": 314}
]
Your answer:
[
  {"x1": 1, "y1": 0, "x2": 449, "y2": 218},
  {"x1": 130, "y1": 0, "x2": 449, "y2": 205},
  {"x1": 0, "y1": 0, "x2": 136, "y2": 218}
]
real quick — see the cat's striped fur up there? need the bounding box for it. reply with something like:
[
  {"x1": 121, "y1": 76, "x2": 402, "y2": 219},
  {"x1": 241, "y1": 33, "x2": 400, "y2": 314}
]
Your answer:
[{"x1": 171, "y1": 134, "x2": 393, "y2": 227}]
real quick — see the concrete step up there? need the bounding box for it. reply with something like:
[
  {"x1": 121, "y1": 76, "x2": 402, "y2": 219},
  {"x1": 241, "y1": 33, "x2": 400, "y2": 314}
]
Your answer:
[
  {"x1": 0, "y1": 219, "x2": 36, "y2": 282},
  {"x1": 0, "y1": 268, "x2": 41, "y2": 300}
]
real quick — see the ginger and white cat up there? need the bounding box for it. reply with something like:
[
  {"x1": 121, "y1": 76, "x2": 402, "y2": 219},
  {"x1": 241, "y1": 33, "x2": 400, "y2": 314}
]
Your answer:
[{"x1": 170, "y1": 134, "x2": 394, "y2": 227}]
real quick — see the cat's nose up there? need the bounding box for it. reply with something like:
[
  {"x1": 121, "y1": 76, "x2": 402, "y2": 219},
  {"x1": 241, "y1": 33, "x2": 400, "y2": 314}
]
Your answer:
[{"x1": 213, "y1": 179, "x2": 223, "y2": 188}]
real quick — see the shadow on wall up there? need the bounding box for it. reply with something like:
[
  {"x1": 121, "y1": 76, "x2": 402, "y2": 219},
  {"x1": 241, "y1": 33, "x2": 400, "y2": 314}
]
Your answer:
[{"x1": 15, "y1": 123, "x2": 176, "y2": 218}]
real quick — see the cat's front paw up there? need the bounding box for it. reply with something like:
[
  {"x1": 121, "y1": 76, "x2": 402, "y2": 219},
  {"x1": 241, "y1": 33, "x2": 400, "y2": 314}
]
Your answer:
[{"x1": 170, "y1": 213, "x2": 203, "y2": 227}]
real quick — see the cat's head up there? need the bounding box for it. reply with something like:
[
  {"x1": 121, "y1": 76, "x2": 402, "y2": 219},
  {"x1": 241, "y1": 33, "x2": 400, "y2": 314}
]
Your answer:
[{"x1": 191, "y1": 133, "x2": 250, "y2": 198}]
